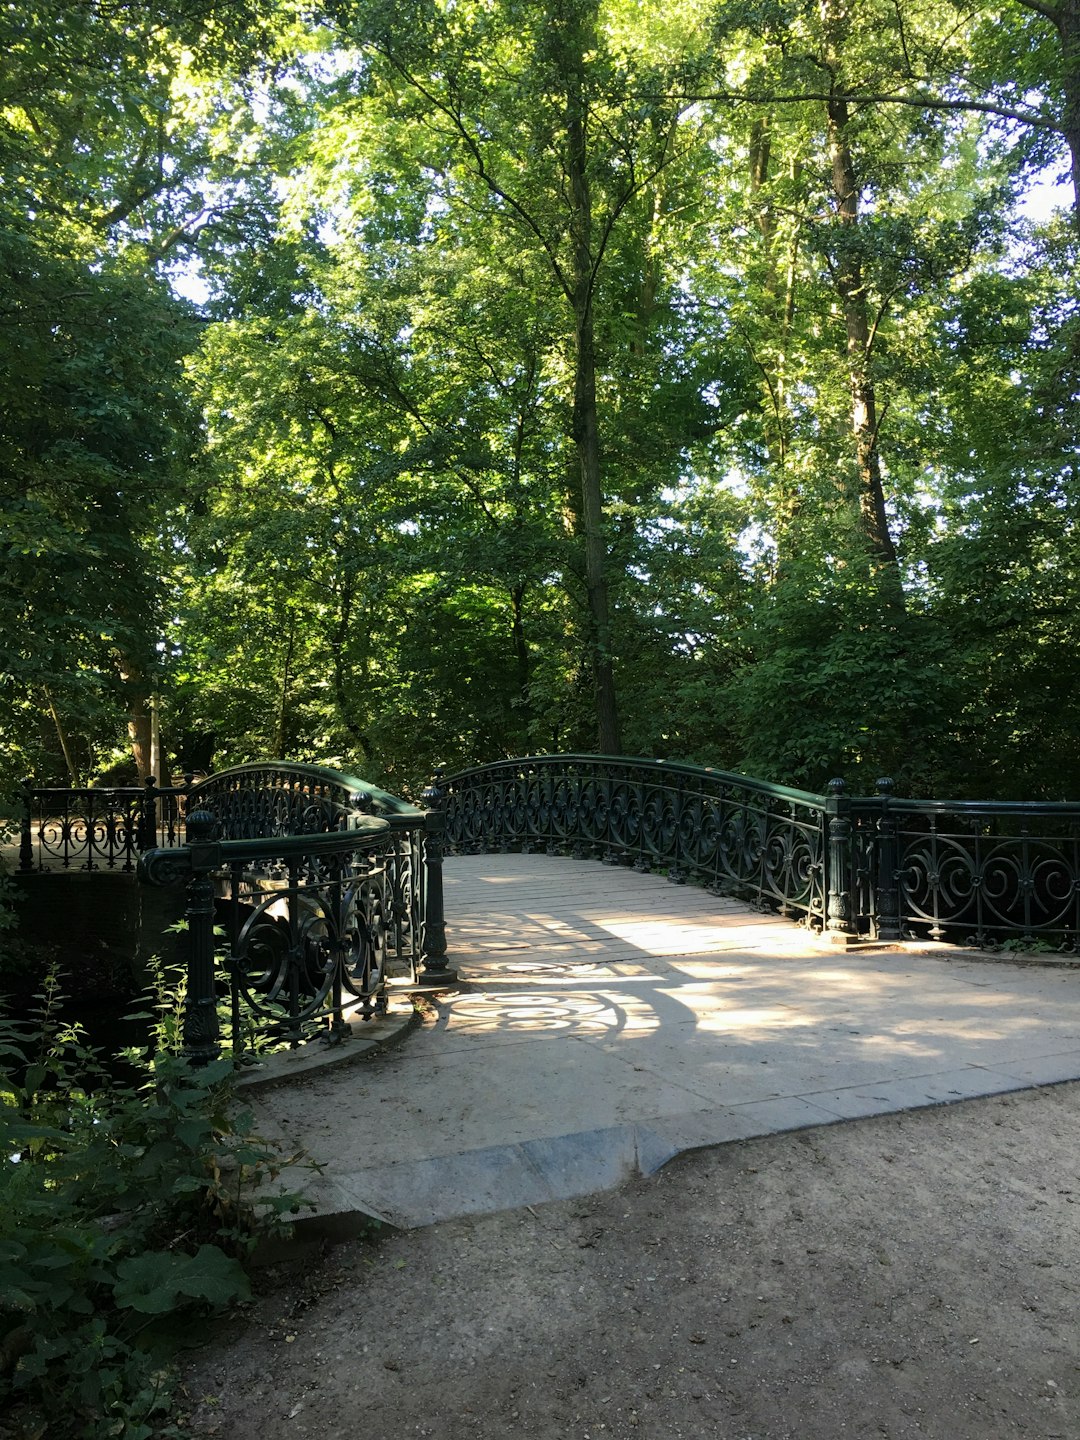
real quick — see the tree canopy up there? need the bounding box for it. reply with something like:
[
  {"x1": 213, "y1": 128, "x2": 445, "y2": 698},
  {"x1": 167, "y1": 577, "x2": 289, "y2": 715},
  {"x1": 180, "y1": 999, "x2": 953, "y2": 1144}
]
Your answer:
[{"x1": 3, "y1": 0, "x2": 1078, "y2": 800}]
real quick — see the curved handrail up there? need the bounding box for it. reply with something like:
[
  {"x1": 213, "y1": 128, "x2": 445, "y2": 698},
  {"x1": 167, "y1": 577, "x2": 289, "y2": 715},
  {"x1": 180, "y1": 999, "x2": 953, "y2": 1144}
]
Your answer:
[
  {"x1": 187, "y1": 761, "x2": 426, "y2": 822},
  {"x1": 437, "y1": 753, "x2": 827, "y2": 808}
]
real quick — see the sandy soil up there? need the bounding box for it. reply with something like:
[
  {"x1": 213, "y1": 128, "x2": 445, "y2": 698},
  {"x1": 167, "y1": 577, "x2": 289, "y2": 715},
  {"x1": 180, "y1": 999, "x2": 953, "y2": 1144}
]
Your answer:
[{"x1": 183, "y1": 1083, "x2": 1080, "y2": 1440}]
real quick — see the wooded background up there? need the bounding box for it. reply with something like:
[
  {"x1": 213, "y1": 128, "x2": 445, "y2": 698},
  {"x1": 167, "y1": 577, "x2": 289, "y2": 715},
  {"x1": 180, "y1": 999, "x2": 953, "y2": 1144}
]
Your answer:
[{"x1": 3, "y1": 0, "x2": 1078, "y2": 799}]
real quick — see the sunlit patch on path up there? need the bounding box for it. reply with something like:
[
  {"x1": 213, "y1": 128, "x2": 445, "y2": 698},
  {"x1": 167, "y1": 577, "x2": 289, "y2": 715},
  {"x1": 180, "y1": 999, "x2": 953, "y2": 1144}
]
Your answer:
[{"x1": 249, "y1": 854, "x2": 1080, "y2": 1229}]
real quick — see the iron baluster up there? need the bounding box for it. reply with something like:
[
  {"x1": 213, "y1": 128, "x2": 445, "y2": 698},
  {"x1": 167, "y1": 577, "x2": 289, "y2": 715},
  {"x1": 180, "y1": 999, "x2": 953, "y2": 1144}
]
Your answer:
[{"x1": 18, "y1": 779, "x2": 34, "y2": 873}]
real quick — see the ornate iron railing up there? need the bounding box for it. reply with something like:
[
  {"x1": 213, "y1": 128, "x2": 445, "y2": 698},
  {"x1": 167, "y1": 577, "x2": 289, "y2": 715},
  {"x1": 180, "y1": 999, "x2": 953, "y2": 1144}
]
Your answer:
[
  {"x1": 139, "y1": 816, "x2": 394, "y2": 1061},
  {"x1": 19, "y1": 756, "x2": 1080, "y2": 1063},
  {"x1": 17, "y1": 763, "x2": 450, "y2": 1060},
  {"x1": 431, "y1": 757, "x2": 1080, "y2": 950},
  {"x1": 431, "y1": 755, "x2": 830, "y2": 928},
  {"x1": 17, "y1": 777, "x2": 184, "y2": 873},
  {"x1": 885, "y1": 797, "x2": 1080, "y2": 947}
]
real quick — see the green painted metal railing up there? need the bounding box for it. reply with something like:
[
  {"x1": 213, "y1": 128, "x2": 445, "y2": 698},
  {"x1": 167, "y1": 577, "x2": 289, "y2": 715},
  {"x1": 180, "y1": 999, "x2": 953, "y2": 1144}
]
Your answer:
[
  {"x1": 430, "y1": 756, "x2": 1080, "y2": 949},
  {"x1": 17, "y1": 764, "x2": 451, "y2": 1060}
]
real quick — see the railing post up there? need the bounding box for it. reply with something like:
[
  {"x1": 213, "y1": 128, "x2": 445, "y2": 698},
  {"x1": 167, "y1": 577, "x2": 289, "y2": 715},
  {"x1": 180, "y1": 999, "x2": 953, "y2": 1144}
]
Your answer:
[
  {"x1": 138, "y1": 774, "x2": 158, "y2": 853},
  {"x1": 825, "y1": 777, "x2": 856, "y2": 939},
  {"x1": 182, "y1": 811, "x2": 221, "y2": 1064},
  {"x1": 18, "y1": 778, "x2": 35, "y2": 873},
  {"x1": 873, "y1": 777, "x2": 901, "y2": 941},
  {"x1": 419, "y1": 808, "x2": 453, "y2": 981}
]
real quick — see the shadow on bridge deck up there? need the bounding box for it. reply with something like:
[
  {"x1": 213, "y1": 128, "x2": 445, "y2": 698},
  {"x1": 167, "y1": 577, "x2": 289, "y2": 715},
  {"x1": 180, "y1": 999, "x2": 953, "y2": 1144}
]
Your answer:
[{"x1": 248, "y1": 854, "x2": 1080, "y2": 1231}]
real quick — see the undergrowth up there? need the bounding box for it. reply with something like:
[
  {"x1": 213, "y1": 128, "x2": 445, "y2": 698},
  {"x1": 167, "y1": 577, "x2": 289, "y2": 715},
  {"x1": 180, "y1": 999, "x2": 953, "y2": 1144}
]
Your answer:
[{"x1": 0, "y1": 966, "x2": 307, "y2": 1439}]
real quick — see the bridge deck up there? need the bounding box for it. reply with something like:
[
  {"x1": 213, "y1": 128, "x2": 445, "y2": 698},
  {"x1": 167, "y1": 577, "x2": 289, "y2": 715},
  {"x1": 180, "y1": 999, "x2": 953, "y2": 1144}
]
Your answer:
[{"x1": 250, "y1": 854, "x2": 1080, "y2": 1229}]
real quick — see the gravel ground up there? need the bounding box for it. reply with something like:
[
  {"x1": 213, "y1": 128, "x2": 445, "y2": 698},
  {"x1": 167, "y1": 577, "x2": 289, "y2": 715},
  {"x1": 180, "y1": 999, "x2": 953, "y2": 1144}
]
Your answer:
[{"x1": 183, "y1": 1082, "x2": 1080, "y2": 1440}]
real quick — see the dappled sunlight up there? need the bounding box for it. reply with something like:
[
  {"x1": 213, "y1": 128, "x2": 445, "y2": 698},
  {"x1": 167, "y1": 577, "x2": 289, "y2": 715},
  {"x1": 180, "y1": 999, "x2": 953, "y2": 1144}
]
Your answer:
[
  {"x1": 666, "y1": 959, "x2": 760, "y2": 980},
  {"x1": 855, "y1": 1033, "x2": 975, "y2": 1061},
  {"x1": 695, "y1": 1006, "x2": 794, "y2": 1034},
  {"x1": 430, "y1": 856, "x2": 1080, "y2": 1101}
]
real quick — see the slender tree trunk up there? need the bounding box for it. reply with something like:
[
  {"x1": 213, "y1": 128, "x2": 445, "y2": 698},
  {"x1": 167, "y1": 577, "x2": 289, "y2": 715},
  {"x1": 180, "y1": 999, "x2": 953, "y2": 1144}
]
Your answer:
[
  {"x1": 118, "y1": 655, "x2": 153, "y2": 780},
  {"x1": 1017, "y1": 0, "x2": 1080, "y2": 224},
  {"x1": 1056, "y1": 0, "x2": 1080, "y2": 224},
  {"x1": 44, "y1": 688, "x2": 80, "y2": 785},
  {"x1": 510, "y1": 580, "x2": 531, "y2": 728},
  {"x1": 275, "y1": 612, "x2": 296, "y2": 759},
  {"x1": 747, "y1": 116, "x2": 803, "y2": 559},
  {"x1": 331, "y1": 572, "x2": 374, "y2": 762},
  {"x1": 150, "y1": 694, "x2": 162, "y2": 784}
]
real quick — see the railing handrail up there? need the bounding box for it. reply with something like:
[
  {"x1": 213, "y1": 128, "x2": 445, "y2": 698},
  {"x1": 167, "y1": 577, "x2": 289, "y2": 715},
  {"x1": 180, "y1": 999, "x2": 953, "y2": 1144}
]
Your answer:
[
  {"x1": 438, "y1": 753, "x2": 829, "y2": 809},
  {"x1": 18, "y1": 765, "x2": 428, "y2": 817},
  {"x1": 433, "y1": 753, "x2": 1080, "y2": 949},
  {"x1": 140, "y1": 817, "x2": 393, "y2": 874},
  {"x1": 878, "y1": 796, "x2": 1080, "y2": 816},
  {"x1": 186, "y1": 761, "x2": 428, "y2": 822},
  {"x1": 445, "y1": 757, "x2": 1080, "y2": 815},
  {"x1": 18, "y1": 763, "x2": 451, "y2": 1061}
]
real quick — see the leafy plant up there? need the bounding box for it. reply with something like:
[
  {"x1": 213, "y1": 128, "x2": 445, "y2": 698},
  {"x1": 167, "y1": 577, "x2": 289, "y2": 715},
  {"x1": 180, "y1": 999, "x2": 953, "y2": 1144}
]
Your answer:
[
  {"x1": 996, "y1": 935, "x2": 1060, "y2": 956},
  {"x1": 0, "y1": 967, "x2": 306, "y2": 1439}
]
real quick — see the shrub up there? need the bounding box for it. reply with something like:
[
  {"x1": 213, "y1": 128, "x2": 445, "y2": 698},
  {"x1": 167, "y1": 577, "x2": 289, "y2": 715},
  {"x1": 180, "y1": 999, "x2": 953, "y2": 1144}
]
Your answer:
[{"x1": 0, "y1": 969, "x2": 304, "y2": 1439}]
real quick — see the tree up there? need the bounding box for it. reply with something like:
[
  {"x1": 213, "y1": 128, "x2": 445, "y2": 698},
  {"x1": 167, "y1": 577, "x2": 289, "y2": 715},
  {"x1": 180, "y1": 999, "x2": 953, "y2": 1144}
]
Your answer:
[{"x1": 314, "y1": 0, "x2": 717, "y2": 751}]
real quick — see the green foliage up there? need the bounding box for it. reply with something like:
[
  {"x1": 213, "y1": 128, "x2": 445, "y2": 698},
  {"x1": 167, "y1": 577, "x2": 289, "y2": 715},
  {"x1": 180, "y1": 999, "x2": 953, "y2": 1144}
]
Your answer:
[
  {"x1": 5, "y1": 0, "x2": 1080, "y2": 802},
  {"x1": 0, "y1": 971, "x2": 303, "y2": 1439}
]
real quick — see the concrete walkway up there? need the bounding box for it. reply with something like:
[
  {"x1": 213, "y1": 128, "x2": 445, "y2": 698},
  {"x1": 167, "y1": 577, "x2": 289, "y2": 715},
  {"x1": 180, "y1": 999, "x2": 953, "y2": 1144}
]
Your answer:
[{"x1": 249, "y1": 854, "x2": 1080, "y2": 1231}]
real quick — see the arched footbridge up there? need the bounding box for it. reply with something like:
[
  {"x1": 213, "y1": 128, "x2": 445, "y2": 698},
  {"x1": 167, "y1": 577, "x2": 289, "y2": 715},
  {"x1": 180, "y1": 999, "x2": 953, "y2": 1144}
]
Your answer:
[{"x1": 16, "y1": 756, "x2": 1080, "y2": 1224}]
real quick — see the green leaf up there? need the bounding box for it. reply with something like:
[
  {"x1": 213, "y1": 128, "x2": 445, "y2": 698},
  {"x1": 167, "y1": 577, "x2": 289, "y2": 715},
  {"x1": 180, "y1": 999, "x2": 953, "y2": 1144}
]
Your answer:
[{"x1": 112, "y1": 1245, "x2": 251, "y2": 1314}]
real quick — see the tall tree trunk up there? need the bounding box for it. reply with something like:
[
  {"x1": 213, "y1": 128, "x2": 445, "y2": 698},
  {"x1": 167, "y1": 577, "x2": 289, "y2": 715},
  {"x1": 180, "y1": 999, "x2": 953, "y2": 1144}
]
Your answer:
[
  {"x1": 822, "y1": 1, "x2": 900, "y2": 575},
  {"x1": 331, "y1": 570, "x2": 374, "y2": 762},
  {"x1": 747, "y1": 116, "x2": 803, "y2": 560},
  {"x1": 1018, "y1": 0, "x2": 1080, "y2": 225},
  {"x1": 44, "y1": 688, "x2": 80, "y2": 786},
  {"x1": 563, "y1": 6, "x2": 620, "y2": 753},
  {"x1": 1054, "y1": 0, "x2": 1080, "y2": 224},
  {"x1": 510, "y1": 580, "x2": 531, "y2": 729},
  {"x1": 150, "y1": 694, "x2": 162, "y2": 785}
]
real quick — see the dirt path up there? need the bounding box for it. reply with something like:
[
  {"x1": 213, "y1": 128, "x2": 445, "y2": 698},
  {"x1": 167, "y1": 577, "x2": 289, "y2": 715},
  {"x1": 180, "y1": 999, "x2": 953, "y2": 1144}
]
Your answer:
[{"x1": 183, "y1": 1083, "x2": 1080, "y2": 1440}]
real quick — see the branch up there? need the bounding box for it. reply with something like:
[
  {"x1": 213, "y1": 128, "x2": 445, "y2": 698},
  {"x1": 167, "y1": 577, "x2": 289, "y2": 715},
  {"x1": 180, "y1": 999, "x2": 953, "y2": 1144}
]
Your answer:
[
  {"x1": 587, "y1": 106, "x2": 695, "y2": 307},
  {"x1": 865, "y1": 285, "x2": 899, "y2": 359},
  {"x1": 643, "y1": 87, "x2": 1063, "y2": 134},
  {"x1": 1011, "y1": 0, "x2": 1064, "y2": 25},
  {"x1": 373, "y1": 45, "x2": 574, "y2": 301}
]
